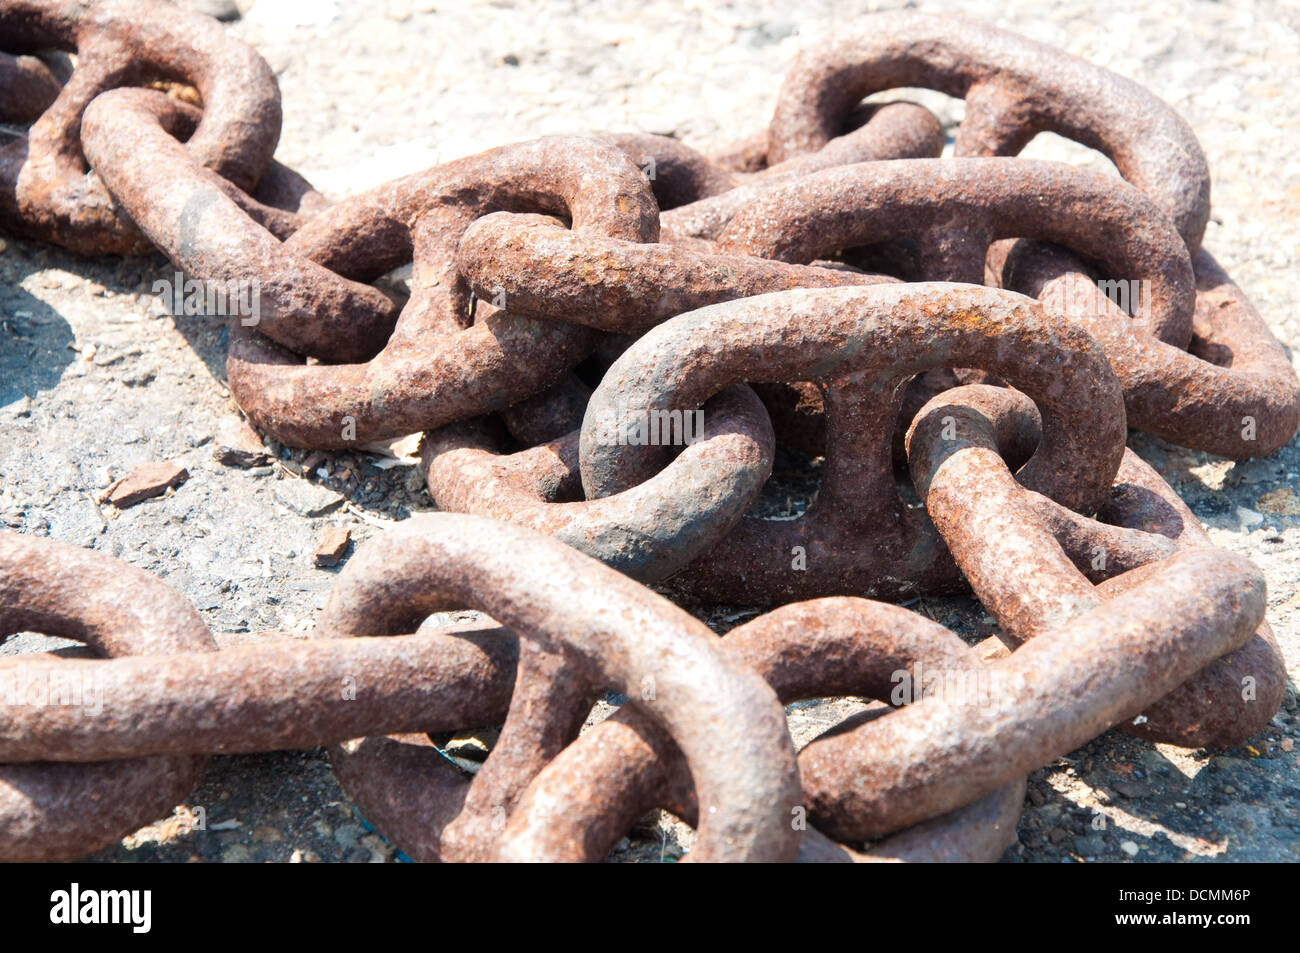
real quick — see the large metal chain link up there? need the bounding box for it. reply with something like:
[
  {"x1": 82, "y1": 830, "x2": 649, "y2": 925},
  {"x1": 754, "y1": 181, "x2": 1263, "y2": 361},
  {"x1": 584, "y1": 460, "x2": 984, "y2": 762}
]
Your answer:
[{"x1": 1, "y1": 2, "x2": 1294, "y2": 862}]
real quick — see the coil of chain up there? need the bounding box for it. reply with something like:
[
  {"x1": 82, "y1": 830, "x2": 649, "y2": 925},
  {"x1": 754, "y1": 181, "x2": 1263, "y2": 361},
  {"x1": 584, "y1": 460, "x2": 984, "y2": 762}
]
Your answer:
[{"x1": 1, "y1": 4, "x2": 1294, "y2": 862}]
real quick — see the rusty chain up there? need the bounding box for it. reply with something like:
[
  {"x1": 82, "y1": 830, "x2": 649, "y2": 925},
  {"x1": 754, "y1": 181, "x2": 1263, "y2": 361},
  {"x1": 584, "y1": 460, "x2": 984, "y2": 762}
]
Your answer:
[{"x1": 1, "y1": 3, "x2": 1295, "y2": 862}]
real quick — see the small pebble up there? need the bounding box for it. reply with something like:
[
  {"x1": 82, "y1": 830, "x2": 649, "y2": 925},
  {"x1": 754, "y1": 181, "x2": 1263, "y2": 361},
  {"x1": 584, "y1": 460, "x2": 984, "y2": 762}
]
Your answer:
[
  {"x1": 99, "y1": 460, "x2": 188, "y2": 508},
  {"x1": 313, "y1": 526, "x2": 351, "y2": 567}
]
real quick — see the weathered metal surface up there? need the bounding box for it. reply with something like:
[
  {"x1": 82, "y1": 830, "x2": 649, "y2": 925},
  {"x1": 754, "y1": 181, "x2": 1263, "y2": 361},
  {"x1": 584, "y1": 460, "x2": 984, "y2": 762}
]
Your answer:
[
  {"x1": 82, "y1": 86, "x2": 393, "y2": 363},
  {"x1": 0, "y1": 625, "x2": 518, "y2": 761},
  {"x1": 767, "y1": 10, "x2": 1211, "y2": 251},
  {"x1": 1003, "y1": 241, "x2": 1300, "y2": 458},
  {"x1": 0, "y1": 531, "x2": 216, "y2": 861},
  {"x1": 604, "y1": 101, "x2": 942, "y2": 233},
  {"x1": 421, "y1": 385, "x2": 775, "y2": 582},
  {"x1": 660, "y1": 101, "x2": 945, "y2": 241},
  {"x1": 906, "y1": 384, "x2": 1285, "y2": 748},
  {"x1": 796, "y1": 548, "x2": 1265, "y2": 840},
  {"x1": 0, "y1": 0, "x2": 284, "y2": 255},
  {"x1": 323, "y1": 513, "x2": 802, "y2": 862},
  {"x1": 596, "y1": 131, "x2": 738, "y2": 210},
  {"x1": 0, "y1": 50, "x2": 62, "y2": 121},
  {"x1": 715, "y1": 158, "x2": 1196, "y2": 349},
  {"x1": 456, "y1": 210, "x2": 895, "y2": 334},
  {"x1": 503, "y1": 597, "x2": 1025, "y2": 862},
  {"x1": 224, "y1": 137, "x2": 659, "y2": 448},
  {"x1": 1, "y1": 7, "x2": 1292, "y2": 866},
  {"x1": 579, "y1": 284, "x2": 1126, "y2": 604}
]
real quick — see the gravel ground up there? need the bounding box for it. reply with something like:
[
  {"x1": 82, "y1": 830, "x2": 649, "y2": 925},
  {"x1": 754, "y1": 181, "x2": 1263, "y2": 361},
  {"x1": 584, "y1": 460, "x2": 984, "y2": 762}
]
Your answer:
[{"x1": 1, "y1": 0, "x2": 1297, "y2": 863}]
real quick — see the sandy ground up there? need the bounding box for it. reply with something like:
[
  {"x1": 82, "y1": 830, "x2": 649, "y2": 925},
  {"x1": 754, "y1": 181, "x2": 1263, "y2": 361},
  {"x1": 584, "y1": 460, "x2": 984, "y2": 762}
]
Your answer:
[{"x1": 1, "y1": 0, "x2": 1297, "y2": 862}]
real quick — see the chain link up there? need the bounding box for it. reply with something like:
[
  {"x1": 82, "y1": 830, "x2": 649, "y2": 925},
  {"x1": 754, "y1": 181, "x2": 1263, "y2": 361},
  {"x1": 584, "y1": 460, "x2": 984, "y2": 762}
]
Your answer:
[{"x1": 1, "y1": 2, "x2": 1293, "y2": 862}]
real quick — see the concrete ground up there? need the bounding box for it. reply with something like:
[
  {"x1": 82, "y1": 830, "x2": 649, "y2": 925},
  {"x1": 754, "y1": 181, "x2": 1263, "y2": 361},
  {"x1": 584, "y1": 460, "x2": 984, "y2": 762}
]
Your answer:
[{"x1": 0, "y1": 0, "x2": 1296, "y2": 862}]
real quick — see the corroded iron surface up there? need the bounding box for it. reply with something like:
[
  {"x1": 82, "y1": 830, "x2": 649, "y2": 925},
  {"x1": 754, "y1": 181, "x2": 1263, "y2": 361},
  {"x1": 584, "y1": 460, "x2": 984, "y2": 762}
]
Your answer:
[
  {"x1": 1, "y1": 6, "x2": 1293, "y2": 865},
  {"x1": 578, "y1": 284, "x2": 1126, "y2": 604},
  {"x1": 0, "y1": 531, "x2": 216, "y2": 861},
  {"x1": 0, "y1": 0, "x2": 285, "y2": 255},
  {"x1": 767, "y1": 10, "x2": 1211, "y2": 251}
]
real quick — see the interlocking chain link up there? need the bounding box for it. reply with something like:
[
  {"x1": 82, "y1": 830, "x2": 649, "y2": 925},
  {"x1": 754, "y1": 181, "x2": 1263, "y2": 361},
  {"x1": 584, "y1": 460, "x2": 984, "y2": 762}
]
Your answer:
[{"x1": 1, "y1": 3, "x2": 1293, "y2": 862}]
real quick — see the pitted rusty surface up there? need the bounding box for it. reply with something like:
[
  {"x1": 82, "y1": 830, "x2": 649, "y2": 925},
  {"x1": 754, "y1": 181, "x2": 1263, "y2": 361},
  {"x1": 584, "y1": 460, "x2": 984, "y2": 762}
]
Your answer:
[
  {"x1": 2, "y1": 7, "x2": 1295, "y2": 865},
  {"x1": 456, "y1": 211, "x2": 896, "y2": 334},
  {"x1": 224, "y1": 137, "x2": 658, "y2": 448},
  {"x1": 1003, "y1": 241, "x2": 1300, "y2": 458},
  {"x1": 906, "y1": 384, "x2": 1285, "y2": 749},
  {"x1": 602, "y1": 102, "x2": 942, "y2": 235},
  {"x1": 0, "y1": 531, "x2": 216, "y2": 862},
  {"x1": 579, "y1": 284, "x2": 1126, "y2": 604},
  {"x1": 596, "y1": 132, "x2": 738, "y2": 210},
  {"x1": 421, "y1": 385, "x2": 775, "y2": 583},
  {"x1": 768, "y1": 10, "x2": 1211, "y2": 251},
  {"x1": 715, "y1": 158, "x2": 1196, "y2": 349},
  {"x1": 82, "y1": 86, "x2": 390, "y2": 364},
  {"x1": 1092, "y1": 455, "x2": 1287, "y2": 748},
  {"x1": 503, "y1": 597, "x2": 1024, "y2": 863},
  {"x1": 796, "y1": 548, "x2": 1265, "y2": 841},
  {"x1": 0, "y1": 625, "x2": 518, "y2": 761},
  {"x1": 659, "y1": 101, "x2": 944, "y2": 242},
  {"x1": 0, "y1": 0, "x2": 283, "y2": 255},
  {"x1": 322, "y1": 513, "x2": 801, "y2": 863},
  {"x1": 82, "y1": 88, "x2": 316, "y2": 241}
]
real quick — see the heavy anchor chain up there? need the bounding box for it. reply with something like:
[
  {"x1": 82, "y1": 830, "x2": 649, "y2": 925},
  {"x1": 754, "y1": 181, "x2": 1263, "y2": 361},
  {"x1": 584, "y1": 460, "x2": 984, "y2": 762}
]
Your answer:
[
  {"x1": 0, "y1": 4, "x2": 1294, "y2": 864},
  {"x1": 767, "y1": 10, "x2": 1211, "y2": 251},
  {"x1": 573, "y1": 283, "x2": 1126, "y2": 604},
  {"x1": 0, "y1": 519, "x2": 803, "y2": 863},
  {"x1": 0, "y1": 532, "x2": 216, "y2": 862},
  {"x1": 86, "y1": 122, "x2": 661, "y2": 445},
  {"x1": 497, "y1": 597, "x2": 1027, "y2": 863},
  {"x1": 322, "y1": 513, "x2": 800, "y2": 862},
  {"x1": 794, "y1": 545, "x2": 1264, "y2": 842},
  {"x1": 603, "y1": 99, "x2": 945, "y2": 242},
  {"x1": 905, "y1": 384, "x2": 1286, "y2": 748},
  {"x1": 1000, "y1": 241, "x2": 1300, "y2": 458},
  {"x1": 0, "y1": 0, "x2": 314, "y2": 254}
]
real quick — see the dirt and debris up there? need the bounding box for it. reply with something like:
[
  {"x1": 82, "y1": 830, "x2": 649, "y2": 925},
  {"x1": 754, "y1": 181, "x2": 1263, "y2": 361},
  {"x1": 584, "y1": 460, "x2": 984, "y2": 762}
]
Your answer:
[
  {"x1": 100, "y1": 460, "x2": 189, "y2": 508},
  {"x1": 0, "y1": 0, "x2": 1296, "y2": 862},
  {"x1": 312, "y1": 526, "x2": 351, "y2": 567}
]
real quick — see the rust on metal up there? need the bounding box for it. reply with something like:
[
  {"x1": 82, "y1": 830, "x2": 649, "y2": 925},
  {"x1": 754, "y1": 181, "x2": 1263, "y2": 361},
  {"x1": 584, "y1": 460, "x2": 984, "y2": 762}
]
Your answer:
[
  {"x1": 0, "y1": 0, "x2": 285, "y2": 255},
  {"x1": 715, "y1": 158, "x2": 1196, "y2": 349},
  {"x1": 660, "y1": 101, "x2": 945, "y2": 242},
  {"x1": 906, "y1": 383, "x2": 1286, "y2": 748},
  {"x1": 421, "y1": 386, "x2": 776, "y2": 582},
  {"x1": 0, "y1": 50, "x2": 62, "y2": 121},
  {"x1": 797, "y1": 548, "x2": 1265, "y2": 840},
  {"x1": 0, "y1": 532, "x2": 217, "y2": 862},
  {"x1": 1003, "y1": 241, "x2": 1300, "y2": 458},
  {"x1": 767, "y1": 10, "x2": 1211, "y2": 251},
  {"x1": 0, "y1": 7, "x2": 1293, "y2": 865},
  {"x1": 456, "y1": 210, "x2": 896, "y2": 334},
  {"x1": 82, "y1": 87, "x2": 390, "y2": 362},
  {"x1": 503, "y1": 597, "x2": 1025, "y2": 862},
  {"x1": 579, "y1": 284, "x2": 1126, "y2": 604},
  {"x1": 223, "y1": 137, "x2": 659, "y2": 448},
  {"x1": 322, "y1": 513, "x2": 802, "y2": 863}
]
